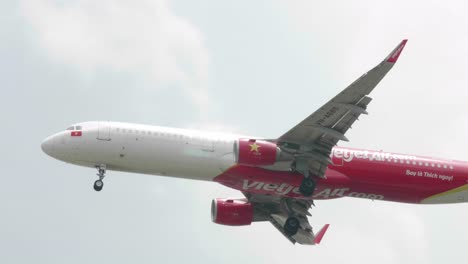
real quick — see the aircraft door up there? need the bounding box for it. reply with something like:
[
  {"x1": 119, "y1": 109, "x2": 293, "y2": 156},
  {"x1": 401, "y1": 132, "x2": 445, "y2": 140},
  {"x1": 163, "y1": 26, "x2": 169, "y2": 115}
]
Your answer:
[{"x1": 97, "y1": 121, "x2": 111, "y2": 141}]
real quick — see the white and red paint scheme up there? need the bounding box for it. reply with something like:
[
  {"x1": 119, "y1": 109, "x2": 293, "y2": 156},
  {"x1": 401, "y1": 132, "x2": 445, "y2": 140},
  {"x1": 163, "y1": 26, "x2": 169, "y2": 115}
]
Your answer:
[{"x1": 42, "y1": 40, "x2": 465, "y2": 245}]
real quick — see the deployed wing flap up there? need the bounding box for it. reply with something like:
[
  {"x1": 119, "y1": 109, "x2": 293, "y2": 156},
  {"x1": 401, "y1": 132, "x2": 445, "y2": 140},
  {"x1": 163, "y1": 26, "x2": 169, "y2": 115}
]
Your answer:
[
  {"x1": 269, "y1": 215, "x2": 298, "y2": 244},
  {"x1": 278, "y1": 40, "x2": 407, "y2": 177},
  {"x1": 246, "y1": 193, "x2": 327, "y2": 245},
  {"x1": 270, "y1": 213, "x2": 329, "y2": 245}
]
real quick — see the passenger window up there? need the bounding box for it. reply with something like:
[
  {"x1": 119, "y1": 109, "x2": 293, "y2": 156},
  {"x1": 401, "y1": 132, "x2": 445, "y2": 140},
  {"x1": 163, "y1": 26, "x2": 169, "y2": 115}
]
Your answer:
[{"x1": 67, "y1": 126, "x2": 74, "y2": 130}]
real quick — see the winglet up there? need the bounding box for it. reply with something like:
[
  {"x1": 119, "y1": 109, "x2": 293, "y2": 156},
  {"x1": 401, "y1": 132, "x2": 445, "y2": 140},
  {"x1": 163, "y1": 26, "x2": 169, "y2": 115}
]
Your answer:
[
  {"x1": 313, "y1": 224, "x2": 330, "y2": 244},
  {"x1": 385, "y1": 39, "x2": 408, "y2": 63}
]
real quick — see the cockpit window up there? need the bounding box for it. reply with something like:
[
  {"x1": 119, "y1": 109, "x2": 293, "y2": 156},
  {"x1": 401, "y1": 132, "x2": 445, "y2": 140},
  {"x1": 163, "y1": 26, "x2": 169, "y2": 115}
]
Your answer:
[{"x1": 66, "y1": 125, "x2": 82, "y2": 131}]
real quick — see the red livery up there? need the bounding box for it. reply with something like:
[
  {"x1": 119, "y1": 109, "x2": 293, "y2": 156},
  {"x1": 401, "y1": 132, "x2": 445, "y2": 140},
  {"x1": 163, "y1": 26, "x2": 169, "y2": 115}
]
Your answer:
[
  {"x1": 211, "y1": 199, "x2": 254, "y2": 226},
  {"x1": 70, "y1": 131, "x2": 82, "y2": 137},
  {"x1": 236, "y1": 139, "x2": 280, "y2": 166}
]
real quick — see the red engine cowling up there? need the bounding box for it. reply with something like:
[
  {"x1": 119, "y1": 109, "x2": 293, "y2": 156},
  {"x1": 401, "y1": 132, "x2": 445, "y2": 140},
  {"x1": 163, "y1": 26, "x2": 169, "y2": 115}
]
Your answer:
[
  {"x1": 236, "y1": 139, "x2": 280, "y2": 166},
  {"x1": 211, "y1": 198, "x2": 254, "y2": 226}
]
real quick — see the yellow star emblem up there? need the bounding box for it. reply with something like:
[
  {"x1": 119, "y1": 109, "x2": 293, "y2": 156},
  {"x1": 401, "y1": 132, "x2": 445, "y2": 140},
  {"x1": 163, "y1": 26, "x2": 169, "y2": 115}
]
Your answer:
[{"x1": 249, "y1": 142, "x2": 260, "y2": 153}]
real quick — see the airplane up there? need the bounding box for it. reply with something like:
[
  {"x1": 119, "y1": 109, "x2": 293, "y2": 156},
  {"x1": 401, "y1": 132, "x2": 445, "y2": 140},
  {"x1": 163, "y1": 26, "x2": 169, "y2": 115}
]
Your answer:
[{"x1": 42, "y1": 39, "x2": 468, "y2": 245}]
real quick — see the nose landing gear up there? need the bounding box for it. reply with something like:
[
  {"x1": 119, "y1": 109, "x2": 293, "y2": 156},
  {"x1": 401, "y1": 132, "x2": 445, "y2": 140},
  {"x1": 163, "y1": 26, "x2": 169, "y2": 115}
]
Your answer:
[{"x1": 93, "y1": 164, "x2": 106, "y2": 192}]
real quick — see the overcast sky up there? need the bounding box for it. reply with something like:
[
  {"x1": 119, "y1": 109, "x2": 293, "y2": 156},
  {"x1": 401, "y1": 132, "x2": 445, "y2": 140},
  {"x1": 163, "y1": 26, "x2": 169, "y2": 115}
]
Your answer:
[{"x1": 2, "y1": 0, "x2": 468, "y2": 263}]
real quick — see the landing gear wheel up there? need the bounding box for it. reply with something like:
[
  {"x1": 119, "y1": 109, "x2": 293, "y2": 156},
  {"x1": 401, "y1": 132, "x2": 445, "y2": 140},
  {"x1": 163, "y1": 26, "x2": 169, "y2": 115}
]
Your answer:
[
  {"x1": 93, "y1": 164, "x2": 106, "y2": 192},
  {"x1": 299, "y1": 177, "x2": 316, "y2": 197},
  {"x1": 93, "y1": 180, "x2": 104, "y2": 192},
  {"x1": 284, "y1": 217, "x2": 300, "y2": 236}
]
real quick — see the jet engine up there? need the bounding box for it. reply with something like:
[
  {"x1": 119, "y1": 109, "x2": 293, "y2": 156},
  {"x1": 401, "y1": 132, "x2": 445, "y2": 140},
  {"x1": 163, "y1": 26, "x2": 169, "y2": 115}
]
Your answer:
[
  {"x1": 236, "y1": 139, "x2": 280, "y2": 166},
  {"x1": 211, "y1": 198, "x2": 254, "y2": 226}
]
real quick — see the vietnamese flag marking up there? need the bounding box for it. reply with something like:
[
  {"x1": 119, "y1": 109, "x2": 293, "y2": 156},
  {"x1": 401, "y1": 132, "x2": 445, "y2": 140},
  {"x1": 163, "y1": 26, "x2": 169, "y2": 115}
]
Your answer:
[{"x1": 71, "y1": 131, "x2": 82, "y2": 137}]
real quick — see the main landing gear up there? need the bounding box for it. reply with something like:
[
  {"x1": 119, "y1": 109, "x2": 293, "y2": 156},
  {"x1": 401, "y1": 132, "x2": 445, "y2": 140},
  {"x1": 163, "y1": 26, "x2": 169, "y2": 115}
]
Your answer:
[
  {"x1": 284, "y1": 216, "x2": 300, "y2": 236},
  {"x1": 299, "y1": 177, "x2": 316, "y2": 197},
  {"x1": 93, "y1": 164, "x2": 106, "y2": 192},
  {"x1": 293, "y1": 159, "x2": 317, "y2": 197}
]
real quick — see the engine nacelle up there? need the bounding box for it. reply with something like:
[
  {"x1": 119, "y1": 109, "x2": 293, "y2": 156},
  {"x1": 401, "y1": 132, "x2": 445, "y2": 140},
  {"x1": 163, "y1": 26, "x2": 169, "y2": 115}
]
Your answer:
[
  {"x1": 211, "y1": 198, "x2": 254, "y2": 226},
  {"x1": 236, "y1": 139, "x2": 280, "y2": 166}
]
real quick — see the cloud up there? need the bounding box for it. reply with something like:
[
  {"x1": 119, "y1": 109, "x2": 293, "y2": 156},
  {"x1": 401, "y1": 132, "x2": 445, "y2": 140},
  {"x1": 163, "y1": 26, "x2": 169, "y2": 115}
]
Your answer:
[
  {"x1": 21, "y1": 0, "x2": 211, "y2": 116},
  {"x1": 284, "y1": 0, "x2": 468, "y2": 157}
]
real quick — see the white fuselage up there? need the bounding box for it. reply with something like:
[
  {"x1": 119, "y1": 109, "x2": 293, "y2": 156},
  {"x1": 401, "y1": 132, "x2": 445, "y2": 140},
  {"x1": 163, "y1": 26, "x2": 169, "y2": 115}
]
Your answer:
[{"x1": 41, "y1": 121, "x2": 242, "y2": 181}]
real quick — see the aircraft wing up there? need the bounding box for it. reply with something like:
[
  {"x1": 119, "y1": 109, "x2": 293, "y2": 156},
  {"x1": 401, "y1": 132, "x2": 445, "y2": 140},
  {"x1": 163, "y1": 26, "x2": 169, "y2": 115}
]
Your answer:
[
  {"x1": 277, "y1": 39, "x2": 407, "y2": 177},
  {"x1": 244, "y1": 193, "x2": 329, "y2": 245}
]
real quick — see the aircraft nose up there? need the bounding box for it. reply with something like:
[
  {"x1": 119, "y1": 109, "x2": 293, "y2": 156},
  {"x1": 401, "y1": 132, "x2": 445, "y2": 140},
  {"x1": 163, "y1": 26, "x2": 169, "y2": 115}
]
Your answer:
[{"x1": 41, "y1": 136, "x2": 54, "y2": 156}]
